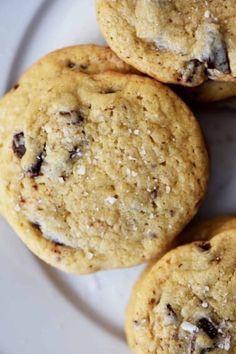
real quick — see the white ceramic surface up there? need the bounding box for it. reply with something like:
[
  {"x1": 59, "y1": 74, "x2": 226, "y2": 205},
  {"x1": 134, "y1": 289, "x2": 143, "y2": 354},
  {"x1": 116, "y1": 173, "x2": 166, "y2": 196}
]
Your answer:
[{"x1": 0, "y1": 1, "x2": 235, "y2": 354}]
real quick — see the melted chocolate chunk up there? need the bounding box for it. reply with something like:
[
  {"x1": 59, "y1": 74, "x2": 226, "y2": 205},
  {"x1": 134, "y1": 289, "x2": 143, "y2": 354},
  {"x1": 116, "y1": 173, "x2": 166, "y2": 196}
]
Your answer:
[
  {"x1": 198, "y1": 242, "x2": 211, "y2": 251},
  {"x1": 27, "y1": 150, "x2": 46, "y2": 177},
  {"x1": 197, "y1": 318, "x2": 218, "y2": 339},
  {"x1": 12, "y1": 132, "x2": 26, "y2": 159}
]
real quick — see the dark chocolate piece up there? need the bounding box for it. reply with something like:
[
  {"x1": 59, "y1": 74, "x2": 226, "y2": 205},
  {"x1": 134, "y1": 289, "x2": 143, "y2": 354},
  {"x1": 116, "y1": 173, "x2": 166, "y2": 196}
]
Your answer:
[
  {"x1": 197, "y1": 318, "x2": 218, "y2": 339},
  {"x1": 12, "y1": 132, "x2": 26, "y2": 159},
  {"x1": 27, "y1": 150, "x2": 46, "y2": 177}
]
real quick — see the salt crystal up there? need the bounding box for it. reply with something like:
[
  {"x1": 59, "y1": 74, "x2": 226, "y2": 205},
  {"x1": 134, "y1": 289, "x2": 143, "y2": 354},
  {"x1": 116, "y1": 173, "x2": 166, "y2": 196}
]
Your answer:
[
  {"x1": 86, "y1": 252, "x2": 94, "y2": 260},
  {"x1": 58, "y1": 177, "x2": 65, "y2": 184},
  {"x1": 134, "y1": 129, "x2": 140, "y2": 135},
  {"x1": 181, "y1": 321, "x2": 199, "y2": 333},
  {"x1": 105, "y1": 196, "x2": 117, "y2": 205},
  {"x1": 166, "y1": 185, "x2": 171, "y2": 193},
  {"x1": 15, "y1": 204, "x2": 21, "y2": 212},
  {"x1": 126, "y1": 168, "x2": 138, "y2": 177},
  {"x1": 77, "y1": 165, "x2": 86, "y2": 175},
  {"x1": 202, "y1": 302, "x2": 208, "y2": 308},
  {"x1": 128, "y1": 156, "x2": 137, "y2": 161}
]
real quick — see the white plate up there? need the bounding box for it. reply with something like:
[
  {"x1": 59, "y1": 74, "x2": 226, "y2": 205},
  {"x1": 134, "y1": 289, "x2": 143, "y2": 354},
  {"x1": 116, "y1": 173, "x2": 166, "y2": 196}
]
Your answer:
[{"x1": 0, "y1": 1, "x2": 235, "y2": 353}]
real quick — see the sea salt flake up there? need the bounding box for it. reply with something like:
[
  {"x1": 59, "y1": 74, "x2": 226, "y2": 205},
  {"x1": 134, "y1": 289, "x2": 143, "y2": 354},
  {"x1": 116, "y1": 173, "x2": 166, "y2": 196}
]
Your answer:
[
  {"x1": 165, "y1": 185, "x2": 171, "y2": 193},
  {"x1": 77, "y1": 165, "x2": 86, "y2": 175},
  {"x1": 139, "y1": 146, "x2": 146, "y2": 156},
  {"x1": 203, "y1": 286, "x2": 210, "y2": 294},
  {"x1": 204, "y1": 10, "x2": 211, "y2": 18},
  {"x1": 218, "y1": 336, "x2": 231, "y2": 351},
  {"x1": 128, "y1": 156, "x2": 137, "y2": 161},
  {"x1": 134, "y1": 129, "x2": 140, "y2": 135},
  {"x1": 202, "y1": 302, "x2": 208, "y2": 308},
  {"x1": 181, "y1": 321, "x2": 199, "y2": 333},
  {"x1": 15, "y1": 204, "x2": 21, "y2": 212},
  {"x1": 86, "y1": 252, "x2": 94, "y2": 260},
  {"x1": 105, "y1": 196, "x2": 117, "y2": 205},
  {"x1": 58, "y1": 177, "x2": 65, "y2": 184},
  {"x1": 126, "y1": 168, "x2": 138, "y2": 177}
]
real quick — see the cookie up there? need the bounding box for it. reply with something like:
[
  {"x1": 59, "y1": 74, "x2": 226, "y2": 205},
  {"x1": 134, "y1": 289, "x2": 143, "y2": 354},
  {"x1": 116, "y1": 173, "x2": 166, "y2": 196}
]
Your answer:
[
  {"x1": 10, "y1": 44, "x2": 139, "y2": 86},
  {"x1": 0, "y1": 51, "x2": 208, "y2": 273},
  {"x1": 97, "y1": 0, "x2": 236, "y2": 86},
  {"x1": 176, "y1": 80, "x2": 236, "y2": 103},
  {"x1": 126, "y1": 231, "x2": 236, "y2": 353},
  {"x1": 176, "y1": 215, "x2": 236, "y2": 246}
]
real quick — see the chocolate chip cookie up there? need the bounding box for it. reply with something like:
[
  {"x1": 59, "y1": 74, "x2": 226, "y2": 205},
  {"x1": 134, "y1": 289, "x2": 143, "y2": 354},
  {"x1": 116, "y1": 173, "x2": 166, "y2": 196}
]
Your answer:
[
  {"x1": 97, "y1": 0, "x2": 236, "y2": 86},
  {"x1": 126, "y1": 231, "x2": 236, "y2": 353},
  {"x1": 176, "y1": 215, "x2": 236, "y2": 246},
  {"x1": 0, "y1": 47, "x2": 208, "y2": 273}
]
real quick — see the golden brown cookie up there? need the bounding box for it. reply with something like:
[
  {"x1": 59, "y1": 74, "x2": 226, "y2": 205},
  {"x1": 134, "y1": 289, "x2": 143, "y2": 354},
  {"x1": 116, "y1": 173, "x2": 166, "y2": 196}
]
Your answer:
[
  {"x1": 0, "y1": 47, "x2": 208, "y2": 274},
  {"x1": 97, "y1": 0, "x2": 236, "y2": 86},
  {"x1": 126, "y1": 230, "x2": 236, "y2": 353}
]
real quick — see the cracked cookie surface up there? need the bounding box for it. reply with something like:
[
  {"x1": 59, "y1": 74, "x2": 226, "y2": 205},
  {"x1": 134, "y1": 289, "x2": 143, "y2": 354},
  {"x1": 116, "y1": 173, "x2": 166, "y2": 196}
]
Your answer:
[
  {"x1": 97, "y1": 0, "x2": 236, "y2": 86},
  {"x1": 0, "y1": 46, "x2": 208, "y2": 273},
  {"x1": 126, "y1": 231, "x2": 236, "y2": 353}
]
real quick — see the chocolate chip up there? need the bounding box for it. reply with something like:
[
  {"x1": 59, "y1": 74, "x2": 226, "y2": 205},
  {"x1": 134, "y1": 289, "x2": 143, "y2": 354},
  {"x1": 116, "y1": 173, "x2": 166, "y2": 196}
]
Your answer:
[
  {"x1": 13, "y1": 83, "x2": 20, "y2": 90},
  {"x1": 151, "y1": 188, "x2": 158, "y2": 199},
  {"x1": 166, "y1": 304, "x2": 177, "y2": 318},
  {"x1": 67, "y1": 60, "x2": 76, "y2": 69},
  {"x1": 197, "y1": 318, "x2": 218, "y2": 339},
  {"x1": 27, "y1": 150, "x2": 46, "y2": 177},
  {"x1": 12, "y1": 132, "x2": 26, "y2": 159},
  {"x1": 198, "y1": 242, "x2": 211, "y2": 251}
]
